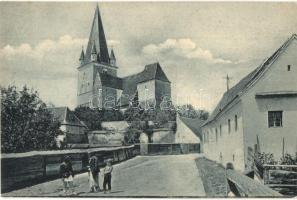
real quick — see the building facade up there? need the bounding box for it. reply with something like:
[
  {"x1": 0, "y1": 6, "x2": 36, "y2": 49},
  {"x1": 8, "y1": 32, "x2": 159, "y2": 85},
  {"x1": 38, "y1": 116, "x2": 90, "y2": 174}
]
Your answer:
[
  {"x1": 77, "y1": 5, "x2": 171, "y2": 109},
  {"x1": 47, "y1": 107, "x2": 88, "y2": 147},
  {"x1": 201, "y1": 34, "x2": 297, "y2": 173}
]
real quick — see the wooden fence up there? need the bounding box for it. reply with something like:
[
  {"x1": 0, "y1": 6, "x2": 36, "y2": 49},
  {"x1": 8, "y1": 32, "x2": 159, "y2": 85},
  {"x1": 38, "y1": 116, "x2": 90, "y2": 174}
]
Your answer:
[
  {"x1": 226, "y1": 169, "x2": 282, "y2": 197},
  {"x1": 259, "y1": 164, "x2": 297, "y2": 196},
  {"x1": 1, "y1": 145, "x2": 140, "y2": 193}
]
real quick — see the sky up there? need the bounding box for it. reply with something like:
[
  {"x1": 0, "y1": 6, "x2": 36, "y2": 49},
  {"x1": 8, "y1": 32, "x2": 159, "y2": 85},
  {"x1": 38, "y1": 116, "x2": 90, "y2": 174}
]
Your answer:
[{"x1": 1, "y1": 2, "x2": 297, "y2": 112}]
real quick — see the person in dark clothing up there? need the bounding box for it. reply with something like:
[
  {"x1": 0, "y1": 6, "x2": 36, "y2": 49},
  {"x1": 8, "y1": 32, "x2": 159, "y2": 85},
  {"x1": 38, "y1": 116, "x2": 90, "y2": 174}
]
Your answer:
[
  {"x1": 59, "y1": 156, "x2": 76, "y2": 195},
  {"x1": 103, "y1": 160, "x2": 113, "y2": 193},
  {"x1": 88, "y1": 155, "x2": 100, "y2": 192}
]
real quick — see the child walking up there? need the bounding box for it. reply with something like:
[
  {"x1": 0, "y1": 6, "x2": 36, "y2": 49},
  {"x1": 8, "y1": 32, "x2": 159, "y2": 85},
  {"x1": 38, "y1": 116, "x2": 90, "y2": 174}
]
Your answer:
[
  {"x1": 103, "y1": 160, "x2": 113, "y2": 193},
  {"x1": 59, "y1": 156, "x2": 76, "y2": 196},
  {"x1": 88, "y1": 156, "x2": 100, "y2": 192}
]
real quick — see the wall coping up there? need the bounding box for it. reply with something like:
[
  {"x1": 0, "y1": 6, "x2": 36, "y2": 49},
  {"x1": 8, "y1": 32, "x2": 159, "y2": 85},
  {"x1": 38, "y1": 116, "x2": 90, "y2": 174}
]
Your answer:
[{"x1": 1, "y1": 145, "x2": 135, "y2": 159}]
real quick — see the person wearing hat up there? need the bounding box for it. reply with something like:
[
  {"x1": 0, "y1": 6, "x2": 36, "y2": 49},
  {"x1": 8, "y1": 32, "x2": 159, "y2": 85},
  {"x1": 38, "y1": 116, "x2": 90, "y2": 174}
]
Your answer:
[
  {"x1": 102, "y1": 159, "x2": 113, "y2": 193},
  {"x1": 59, "y1": 156, "x2": 76, "y2": 196},
  {"x1": 87, "y1": 155, "x2": 100, "y2": 192}
]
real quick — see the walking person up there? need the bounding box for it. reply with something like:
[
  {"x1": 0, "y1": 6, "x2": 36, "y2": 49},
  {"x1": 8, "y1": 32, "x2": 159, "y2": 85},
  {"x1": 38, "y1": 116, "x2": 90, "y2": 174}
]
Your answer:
[
  {"x1": 88, "y1": 155, "x2": 100, "y2": 192},
  {"x1": 59, "y1": 156, "x2": 76, "y2": 196},
  {"x1": 103, "y1": 160, "x2": 113, "y2": 193}
]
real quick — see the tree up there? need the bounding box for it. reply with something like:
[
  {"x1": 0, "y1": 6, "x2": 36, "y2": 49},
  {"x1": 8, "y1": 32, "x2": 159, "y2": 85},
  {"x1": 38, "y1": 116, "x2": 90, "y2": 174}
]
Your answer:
[
  {"x1": 176, "y1": 104, "x2": 209, "y2": 120},
  {"x1": 122, "y1": 106, "x2": 177, "y2": 144},
  {"x1": 74, "y1": 107, "x2": 124, "y2": 131},
  {"x1": 74, "y1": 107, "x2": 102, "y2": 130},
  {"x1": 1, "y1": 86, "x2": 60, "y2": 153},
  {"x1": 123, "y1": 127, "x2": 141, "y2": 144}
]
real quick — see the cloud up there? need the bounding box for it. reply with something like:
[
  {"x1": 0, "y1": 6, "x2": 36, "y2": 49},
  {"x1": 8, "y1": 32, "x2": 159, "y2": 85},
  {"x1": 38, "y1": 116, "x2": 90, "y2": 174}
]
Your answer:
[
  {"x1": 0, "y1": 35, "x2": 120, "y2": 109},
  {"x1": 142, "y1": 38, "x2": 237, "y2": 64},
  {"x1": 0, "y1": 35, "x2": 120, "y2": 59},
  {"x1": 107, "y1": 40, "x2": 120, "y2": 47}
]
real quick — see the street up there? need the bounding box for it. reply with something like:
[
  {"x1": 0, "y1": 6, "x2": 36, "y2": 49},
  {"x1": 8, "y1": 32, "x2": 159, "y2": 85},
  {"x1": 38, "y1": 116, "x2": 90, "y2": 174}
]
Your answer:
[{"x1": 3, "y1": 154, "x2": 206, "y2": 197}]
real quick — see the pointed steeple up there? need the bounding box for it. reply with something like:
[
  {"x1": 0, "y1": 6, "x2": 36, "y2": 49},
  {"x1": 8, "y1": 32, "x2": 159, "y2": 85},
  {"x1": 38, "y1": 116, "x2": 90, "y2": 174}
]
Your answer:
[
  {"x1": 91, "y1": 42, "x2": 98, "y2": 62},
  {"x1": 110, "y1": 49, "x2": 116, "y2": 60},
  {"x1": 109, "y1": 49, "x2": 117, "y2": 66},
  {"x1": 109, "y1": 48, "x2": 116, "y2": 66},
  {"x1": 85, "y1": 4, "x2": 109, "y2": 63},
  {"x1": 79, "y1": 47, "x2": 85, "y2": 64},
  {"x1": 91, "y1": 42, "x2": 97, "y2": 54}
]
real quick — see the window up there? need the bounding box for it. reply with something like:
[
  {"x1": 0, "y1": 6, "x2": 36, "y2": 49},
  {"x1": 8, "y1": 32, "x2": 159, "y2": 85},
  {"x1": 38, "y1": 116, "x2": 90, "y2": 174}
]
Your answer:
[
  {"x1": 203, "y1": 133, "x2": 205, "y2": 143},
  {"x1": 219, "y1": 124, "x2": 222, "y2": 136},
  {"x1": 215, "y1": 129, "x2": 218, "y2": 142},
  {"x1": 268, "y1": 111, "x2": 283, "y2": 127},
  {"x1": 288, "y1": 65, "x2": 291, "y2": 71},
  {"x1": 235, "y1": 115, "x2": 238, "y2": 132},
  {"x1": 228, "y1": 119, "x2": 231, "y2": 134}
]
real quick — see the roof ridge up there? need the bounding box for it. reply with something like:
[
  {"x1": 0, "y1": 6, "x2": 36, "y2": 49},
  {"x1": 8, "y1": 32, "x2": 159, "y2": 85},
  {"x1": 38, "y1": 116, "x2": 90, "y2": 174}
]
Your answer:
[
  {"x1": 154, "y1": 63, "x2": 158, "y2": 78},
  {"x1": 121, "y1": 70, "x2": 144, "y2": 79},
  {"x1": 203, "y1": 34, "x2": 295, "y2": 126}
]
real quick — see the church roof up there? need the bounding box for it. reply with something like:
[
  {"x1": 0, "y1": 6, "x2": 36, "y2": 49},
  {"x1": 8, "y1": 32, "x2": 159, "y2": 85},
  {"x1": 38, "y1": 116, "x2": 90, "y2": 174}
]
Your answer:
[
  {"x1": 91, "y1": 42, "x2": 97, "y2": 54},
  {"x1": 47, "y1": 107, "x2": 87, "y2": 128},
  {"x1": 119, "y1": 62, "x2": 171, "y2": 106},
  {"x1": 203, "y1": 34, "x2": 297, "y2": 126},
  {"x1": 97, "y1": 72, "x2": 122, "y2": 90},
  {"x1": 85, "y1": 5, "x2": 109, "y2": 63}
]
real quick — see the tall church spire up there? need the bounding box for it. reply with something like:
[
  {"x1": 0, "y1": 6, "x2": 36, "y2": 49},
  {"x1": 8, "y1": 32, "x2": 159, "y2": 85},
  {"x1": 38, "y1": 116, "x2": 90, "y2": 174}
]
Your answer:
[{"x1": 85, "y1": 4, "x2": 109, "y2": 63}]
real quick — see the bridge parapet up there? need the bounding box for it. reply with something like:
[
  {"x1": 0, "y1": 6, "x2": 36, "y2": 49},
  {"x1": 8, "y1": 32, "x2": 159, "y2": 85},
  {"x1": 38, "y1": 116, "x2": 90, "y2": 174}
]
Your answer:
[{"x1": 226, "y1": 163, "x2": 282, "y2": 197}]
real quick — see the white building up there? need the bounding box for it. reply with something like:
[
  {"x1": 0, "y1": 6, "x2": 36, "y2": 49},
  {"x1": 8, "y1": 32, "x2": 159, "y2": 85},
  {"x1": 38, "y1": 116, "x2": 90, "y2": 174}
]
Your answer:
[
  {"x1": 201, "y1": 34, "x2": 297, "y2": 173},
  {"x1": 48, "y1": 107, "x2": 88, "y2": 147},
  {"x1": 175, "y1": 115, "x2": 202, "y2": 143}
]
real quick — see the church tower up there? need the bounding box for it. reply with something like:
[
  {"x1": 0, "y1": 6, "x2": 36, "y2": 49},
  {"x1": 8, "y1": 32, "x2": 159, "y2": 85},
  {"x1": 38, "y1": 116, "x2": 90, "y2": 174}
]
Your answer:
[{"x1": 77, "y1": 4, "x2": 119, "y2": 108}]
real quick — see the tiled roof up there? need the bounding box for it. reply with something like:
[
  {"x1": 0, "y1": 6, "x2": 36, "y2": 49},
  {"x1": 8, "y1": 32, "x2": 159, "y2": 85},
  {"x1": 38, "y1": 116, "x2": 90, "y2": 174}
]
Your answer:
[
  {"x1": 47, "y1": 107, "x2": 87, "y2": 128},
  {"x1": 119, "y1": 62, "x2": 170, "y2": 106},
  {"x1": 179, "y1": 116, "x2": 205, "y2": 139},
  {"x1": 203, "y1": 34, "x2": 297, "y2": 126},
  {"x1": 98, "y1": 72, "x2": 122, "y2": 90}
]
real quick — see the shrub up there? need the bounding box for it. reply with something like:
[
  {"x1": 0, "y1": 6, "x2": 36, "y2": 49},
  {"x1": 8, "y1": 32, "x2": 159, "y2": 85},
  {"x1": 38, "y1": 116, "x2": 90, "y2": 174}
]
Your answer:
[{"x1": 1, "y1": 86, "x2": 60, "y2": 153}]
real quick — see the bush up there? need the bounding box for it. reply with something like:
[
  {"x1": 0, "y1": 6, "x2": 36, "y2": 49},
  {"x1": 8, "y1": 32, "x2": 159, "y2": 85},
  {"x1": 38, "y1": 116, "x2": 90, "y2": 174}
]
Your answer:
[
  {"x1": 255, "y1": 152, "x2": 277, "y2": 165},
  {"x1": 122, "y1": 107, "x2": 176, "y2": 144},
  {"x1": 1, "y1": 86, "x2": 60, "y2": 153},
  {"x1": 123, "y1": 127, "x2": 141, "y2": 145},
  {"x1": 280, "y1": 153, "x2": 297, "y2": 165},
  {"x1": 74, "y1": 107, "x2": 124, "y2": 131}
]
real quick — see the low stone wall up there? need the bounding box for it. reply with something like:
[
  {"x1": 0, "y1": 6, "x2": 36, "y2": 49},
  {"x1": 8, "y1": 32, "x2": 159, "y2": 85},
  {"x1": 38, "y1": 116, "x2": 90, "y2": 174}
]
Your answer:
[
  {"x1": 195, "y1": 157, "x2": 282, "y2": 197},
  {"x1": 1, "y1": 145, "x2": 140, "y2": 193},
  {"x1": 140, "y1": 143, "x2": 200, "y2": 155}
]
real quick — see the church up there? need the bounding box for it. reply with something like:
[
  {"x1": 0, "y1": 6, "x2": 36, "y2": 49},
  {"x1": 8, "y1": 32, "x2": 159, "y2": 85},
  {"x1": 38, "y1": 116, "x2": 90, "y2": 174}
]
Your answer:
[{"x1": 77, "y1": 5, "x2": 171, "y2": 110}]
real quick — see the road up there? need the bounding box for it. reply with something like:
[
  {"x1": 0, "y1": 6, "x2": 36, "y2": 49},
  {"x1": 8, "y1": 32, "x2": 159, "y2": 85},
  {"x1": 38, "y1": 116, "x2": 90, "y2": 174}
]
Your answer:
[{"x1": 3, "y1": 154, "x2": 206, "y2": 197}]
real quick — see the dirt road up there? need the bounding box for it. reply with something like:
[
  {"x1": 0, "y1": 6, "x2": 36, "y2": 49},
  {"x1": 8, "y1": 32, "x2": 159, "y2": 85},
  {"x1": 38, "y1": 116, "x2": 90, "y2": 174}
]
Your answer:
[{"x1": 3, "y1": 154, "x2": 206, "y2": 197}]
